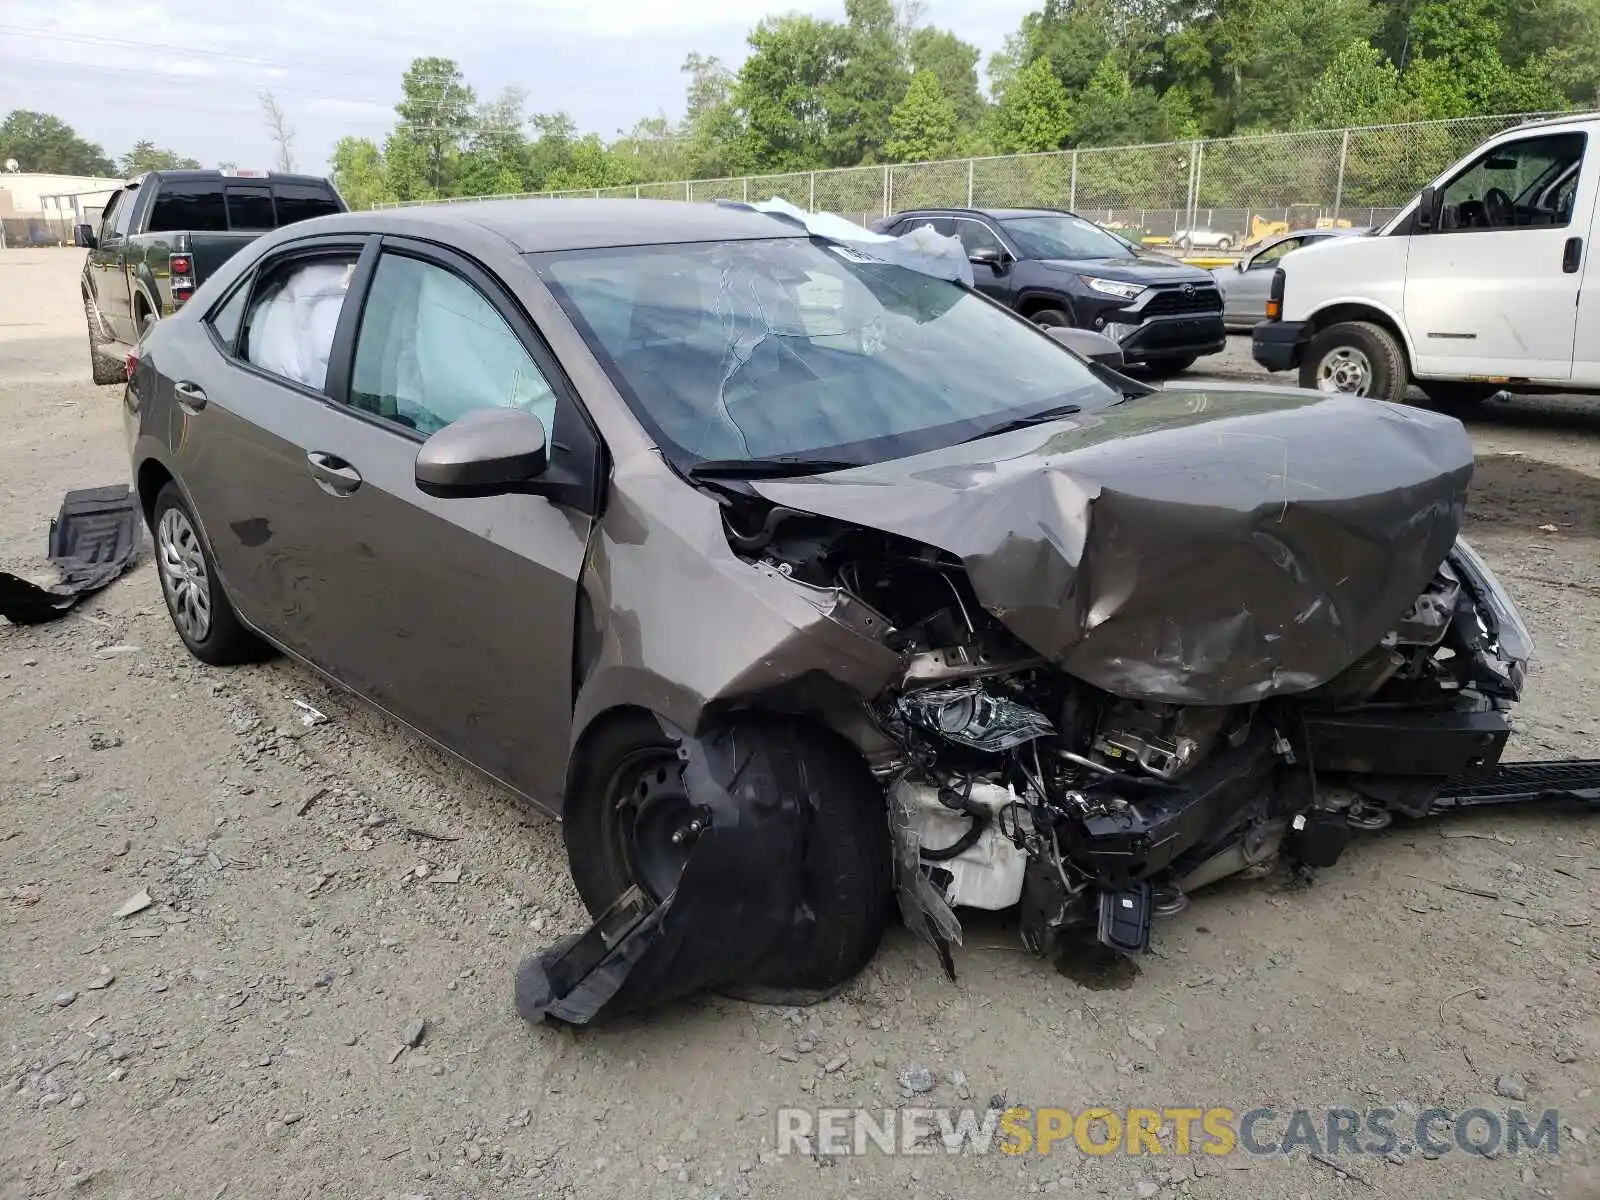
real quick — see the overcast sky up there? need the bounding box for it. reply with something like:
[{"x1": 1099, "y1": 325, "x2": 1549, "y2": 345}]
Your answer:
[{"x1": 1, "y1": 0, "x2": 1034, "y2": 176}]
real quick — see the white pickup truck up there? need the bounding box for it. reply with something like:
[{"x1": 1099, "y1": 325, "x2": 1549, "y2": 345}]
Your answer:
[{"x1": 1253, "y1": 112, "x2": 1597, "y2": 407}]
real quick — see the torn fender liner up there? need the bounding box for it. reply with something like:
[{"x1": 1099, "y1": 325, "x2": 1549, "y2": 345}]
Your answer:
[
  {"x1": 0, "y1": 485, "x2": 140, "y2": 626},
  {"x1": 754, "y1": 390, "x2": 1475, "y2": 705},
  {"x1": 514, "y1": 718, "x2": 817, "y2": 1026}
]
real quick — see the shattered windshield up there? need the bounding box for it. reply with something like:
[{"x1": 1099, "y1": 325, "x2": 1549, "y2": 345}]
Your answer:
[
  {"x1": 534, "y1": 237, "x2": 1117, "y2": 469},
  {"x1": 1001, "y1": 214, "x2": 1130, "y2": 260}
]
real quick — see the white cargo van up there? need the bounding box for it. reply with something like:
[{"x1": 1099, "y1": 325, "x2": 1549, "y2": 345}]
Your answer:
[{"x1": 1253, "y1": 112, "x2": 1597, "y2": 406}]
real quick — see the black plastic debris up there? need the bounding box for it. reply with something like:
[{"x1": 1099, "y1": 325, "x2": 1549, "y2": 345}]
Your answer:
[
  {"x1": 0, "y1": 485, "x2": 140, "y2": 625},
  {"x1": 514, "y1": 716, "x2": 821, "y2": 1026}
]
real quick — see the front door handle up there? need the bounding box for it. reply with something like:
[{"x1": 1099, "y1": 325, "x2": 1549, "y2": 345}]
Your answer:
[
  {"x1": 1564, "y1": 236, "x2": 1584, "y2": 274},
  {"x1": 173, "y1": 380, "x2": 207, "y2": 412},
  {"x1": 306, "y1": 451, "x2": 362, "y2": 496}
]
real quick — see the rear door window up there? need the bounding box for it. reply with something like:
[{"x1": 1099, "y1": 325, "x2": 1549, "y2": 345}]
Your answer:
[
  {"x1": 225, "y1": 186, "x2": 275, "y2": 231},
  {"x1": 240, "y1": 254, "x2": 359, "y2": 391},
  {"x1": 148, "y1": 180, "x2": 227, "y2": 233},
  {"x1": 272, "y1": 183, "x2": 342, "y2": 226}
]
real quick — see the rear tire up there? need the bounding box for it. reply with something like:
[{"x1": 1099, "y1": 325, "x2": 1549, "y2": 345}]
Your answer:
[
  {"x1": 1143, "y1": 355, "x2": 1198, "y2": 377},
  {"x1": 1299, "y1": 320, "x2": 1408, "y2": 404},
  {"x1": 151, "y1": 483, "x2": 267, "y2": 667},
  {"x1": 1031, "y1": 307, "x2": 1074, "y2": 329},
  {"x1": 1420, "y1": 381, "x2": 1501, "y2": 409},
  {"x1": 85, "y1": 296, "x2": 124, "y2": 386},
  {"x1": 564, "y1": 712, "x2": 892, "y2": 1003}
]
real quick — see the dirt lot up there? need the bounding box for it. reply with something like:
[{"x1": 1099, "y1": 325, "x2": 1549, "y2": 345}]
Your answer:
[{"x1": 2, "y1": 246, "x2": 1597, "y2": 1200}]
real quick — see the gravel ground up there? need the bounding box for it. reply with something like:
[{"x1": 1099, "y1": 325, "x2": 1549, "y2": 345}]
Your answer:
[{"x1": 2, "y1": 247, "x2": 1597, "y2": 1200}]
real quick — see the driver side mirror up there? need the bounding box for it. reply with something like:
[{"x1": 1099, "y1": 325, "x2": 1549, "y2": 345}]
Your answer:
[
  {"x1": 415, "y1": 408, "x2": 548, "y2": 498},
  {"x1": 1045, "y1": 326, "x2": 1124, "y2": 370},
  {"x1": 1236, "y1": 259, "x2": 1248, "y2": 273},
  {"x1": 968, "y1": 245, "x2": 1006, "y2": 268},
  {"x1": 74, "y1": 224, "x2": 97, "y2": 249},
  {"x1": 1417, "y1": 185, "x2": 1437, "y2": 232}
]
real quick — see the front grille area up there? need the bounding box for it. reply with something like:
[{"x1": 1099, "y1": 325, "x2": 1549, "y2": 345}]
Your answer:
[{"x1": 1143, "y1": 286, "x2": 1224, "y2": 318}]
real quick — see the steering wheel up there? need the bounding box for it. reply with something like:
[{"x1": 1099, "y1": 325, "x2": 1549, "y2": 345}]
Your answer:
[{"x1": 1483, "y1": 187, "x2": 1514, "y2": 227}]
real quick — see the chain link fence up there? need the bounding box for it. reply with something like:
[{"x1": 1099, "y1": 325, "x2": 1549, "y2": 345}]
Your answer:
[{"x1": 376, "y1": 112, "x2": 1560, "y2": 244}]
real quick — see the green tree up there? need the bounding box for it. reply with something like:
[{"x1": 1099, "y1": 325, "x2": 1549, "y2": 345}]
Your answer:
[
  {"x1": 822, "y1": 0, "x2": 909, "y2": 165},
  {"x1": 908, "y1": 27, "x2": 985, "y2": 131},
  {"x1": 118, "y1": 140, "x2": 201, "y2": 175},
  {"x1": 1298, "y1": 39, "x2": 1409, "y2": 128},
  {"x1": 885, "y1": 69, "x2": 959, "y2": 162},
  {"x1": 733, "y1": 15, "x2": 852, "y2": 170},
  {"x1": 0, "y1": 110, "x2": 116, "y2": 175},
  {"x1": 991, "y1": 56, "x2": 1074, "y2": 153},
  {"x1": 680, "y1": 53, "x2": 748, "y2": 178},
  {"x1": 1070, "y1": 55, "x2": 1167, "y2": 146},
  {"x1": 329, "y1": 136, "x2": 394, "y2": 209},
  {"x1": 457, "y1": 87, "x2": 531, "y2": 196},
  {"x1": 610, "y1": 115, "x2": 690, "y2": 185},
  {"x1": 390, "y1": 57, "x2": 476, "y2": 195}
]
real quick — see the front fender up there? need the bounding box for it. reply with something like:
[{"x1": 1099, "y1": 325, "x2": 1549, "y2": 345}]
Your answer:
[
  {"x1": 565, "y1": 452, "x2": 902, "y2": 803},
  {"x1": 1306, "y1": 296, "x2": 1418, "y2": 364}
]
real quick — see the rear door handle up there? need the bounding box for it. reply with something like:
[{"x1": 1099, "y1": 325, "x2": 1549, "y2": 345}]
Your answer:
[
  {"x1": 174, "y1": 380, "x2": 207, "y2": 412},
  {"x1": 306, "y1": 451, "x2": 362, "y2": 496},
  {"x1": 1564, "y1": 236, "x2": 1584, "y2": 274}
]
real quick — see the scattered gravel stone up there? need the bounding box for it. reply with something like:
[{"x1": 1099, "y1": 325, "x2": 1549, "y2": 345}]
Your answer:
[
  {"x1": 1496, "y1": 1074, "x2": 1528, "y2": 1102},
  {"x1": 899, "y1": 1067, "x2": 936, "y2": 1094},
  {"x1": 54, "y1": 990, "x2": 77, "y2": 1007},
  {"x1": 405, "y1": 1017, "x2": 427, "y2": 1048}
]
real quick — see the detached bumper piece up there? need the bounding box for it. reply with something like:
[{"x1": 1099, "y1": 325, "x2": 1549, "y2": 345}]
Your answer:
[
  {"x1": 513, "y1": 719, "x2": 819, "y2": 1027},
  {"x1": 1430, "y1": 759, "x2": 1600, "y2": 812},
  {"x1": 0, "y1": 485, "x2": 139, "y2": 625}
]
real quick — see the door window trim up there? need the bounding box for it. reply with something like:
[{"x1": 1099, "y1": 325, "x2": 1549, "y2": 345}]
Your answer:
[
  {"x1": 1422, "y1": 131, "x2": 1588, "y2": 236},
  {"x1": 340, "y1": 234, "x2": 606, "y2": 516}
]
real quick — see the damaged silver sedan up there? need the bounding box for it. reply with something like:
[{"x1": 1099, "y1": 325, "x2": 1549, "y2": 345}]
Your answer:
[{"x1": 122, "y1": 199, "x2": 1600, "y2": 1026}]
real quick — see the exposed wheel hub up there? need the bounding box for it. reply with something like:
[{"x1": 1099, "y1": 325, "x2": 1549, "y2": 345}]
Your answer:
[{"x1": 614, "y1": 756, "x2": 706, "y2": 902}]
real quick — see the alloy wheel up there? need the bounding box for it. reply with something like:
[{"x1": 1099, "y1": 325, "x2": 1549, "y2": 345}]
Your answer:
[{"x1": 157, "y1": 506, "x2": 212, "y2": 642}]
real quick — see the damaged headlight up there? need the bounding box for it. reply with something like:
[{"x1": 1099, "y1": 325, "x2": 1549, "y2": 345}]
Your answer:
[
  {"x1": 1452, "y1": 537, "x2": 1534, "y2": 664},
  {"x1": 898, "y1": 685, "x2": 1055, "y2": 752}
]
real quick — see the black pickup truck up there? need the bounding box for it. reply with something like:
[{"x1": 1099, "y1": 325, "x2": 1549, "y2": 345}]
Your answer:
[
  {"x1": 76, "y1": 170, "x2": 346, "y2": 384},
  {"x1": 874, "y1": 207, "x2": 1226, "y2": 374}
]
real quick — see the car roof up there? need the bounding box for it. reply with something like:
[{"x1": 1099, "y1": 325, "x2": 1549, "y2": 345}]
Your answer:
[
  {"x1": 893, "y1": 207, "x2": 1065, "y2": 220},
  {"x1": 130, "y1": 169, "x2": 335, "y2": 187},
  {"x1": 358, "y1": 198, "x2": 810, "y2": 253}
]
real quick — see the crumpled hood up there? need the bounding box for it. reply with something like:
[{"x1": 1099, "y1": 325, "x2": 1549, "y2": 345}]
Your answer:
[{"x1": 753, "y1": 389, "x2": 1475, "y2": 705}]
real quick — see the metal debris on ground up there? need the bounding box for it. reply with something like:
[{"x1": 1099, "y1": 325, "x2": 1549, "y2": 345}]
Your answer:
[
  {"x1": 113, "y1": 890, "x2": 152, "y2": 918},
  {"x1": 293, "y1": 699, "x2": 329, "y2": 727}
]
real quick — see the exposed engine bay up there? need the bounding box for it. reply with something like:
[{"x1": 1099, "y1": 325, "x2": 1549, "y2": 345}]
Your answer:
[
  {"x1": 743, "y1": 504, "x2": 1535, "y2": 964},
  {"x1": 515, "y1": 386, "x2": 1600, "y2": 1027}
]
